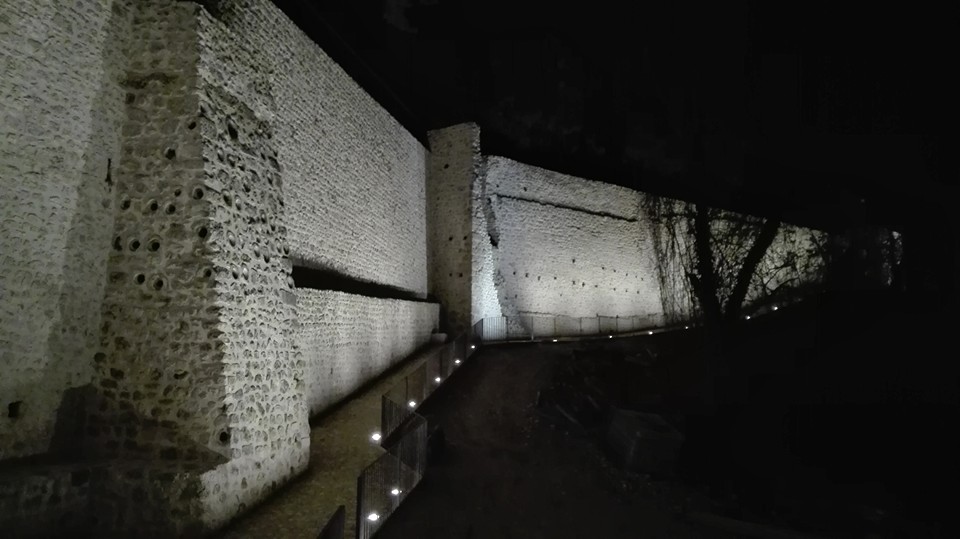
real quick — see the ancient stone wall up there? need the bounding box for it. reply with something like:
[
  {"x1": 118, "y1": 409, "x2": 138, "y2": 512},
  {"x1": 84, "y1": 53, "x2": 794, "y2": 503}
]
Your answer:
[
  {"x1": 213, "y1": 0, "x2": 429, "y2": 297},
  {"x1": 482, "y1": 156, "x2": 664, "y2": 320},
  {"x1": 472, "y1": 151, "x2": 504, "y2": 325},
  {"x1": 296, "y1": 290, "x2": 438, "y2": 416},
  {"x1": 0, "y1": 0, "x2": 131, "y2": 462},
  {"x1": 645, "y1": 197, "x2": 829, "y2": 323},
  {"x1": 193, "y1": 6, "x2": 311, "y2": 531},
  {"x1": 80, "y1": 1, "x2": 236, "y2": 534},
  {"x1": 89, "y1": 0, "x2": 219, "y2": 465},
  {"x1": 426, "y1": 124, "x2": 479, "y2": 331}
]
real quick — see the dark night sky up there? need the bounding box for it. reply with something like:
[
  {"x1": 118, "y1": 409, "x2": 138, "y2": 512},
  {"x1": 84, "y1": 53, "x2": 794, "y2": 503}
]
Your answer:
[{"x1": 274, "y1": 0, "x2": 958, "y2": 232}]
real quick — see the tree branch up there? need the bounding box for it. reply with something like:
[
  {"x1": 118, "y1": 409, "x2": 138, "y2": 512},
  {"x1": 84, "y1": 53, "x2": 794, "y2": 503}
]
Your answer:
[{"x1": 724, "y1": 218, "x2": 781, "y2": 321}]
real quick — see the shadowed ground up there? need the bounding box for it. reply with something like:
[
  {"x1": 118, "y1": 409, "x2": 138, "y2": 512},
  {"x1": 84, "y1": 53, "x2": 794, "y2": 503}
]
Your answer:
[{"x1": 374, "y1": 342, "x2": 731, "y2": 539}]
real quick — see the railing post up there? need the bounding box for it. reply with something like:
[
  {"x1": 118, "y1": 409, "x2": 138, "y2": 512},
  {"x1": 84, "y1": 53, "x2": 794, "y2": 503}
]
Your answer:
[
  {"x1": 396, "y1": 434, "x2": 403, "y2": 502},
  {"x1": 356, "y1": 474, "x2": 364, "y2": 539}
]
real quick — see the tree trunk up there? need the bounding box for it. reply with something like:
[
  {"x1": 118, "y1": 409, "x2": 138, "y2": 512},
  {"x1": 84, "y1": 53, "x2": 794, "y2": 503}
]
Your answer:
[
  {"x1": 692, "y1": 204, "x2": 724, "y2": 324},
  {"x1": 724, "y1": 218, "x2": 781, "y2": 322}
]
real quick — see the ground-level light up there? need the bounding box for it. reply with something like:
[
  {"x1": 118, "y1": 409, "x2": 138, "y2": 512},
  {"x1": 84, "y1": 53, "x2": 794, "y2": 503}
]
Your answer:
[
  {"x1": 454, "y1": 358, "x2": 461, "y2": 365},
  {"x1": 609, "y1": 335, "x2": 613, "y2": 338},
  {"x1": 434, "y1": 376, "x2": 441, "y2": 383},
  {"x1": 367, "y1": 512, "x2": 380, "y2": 522},
  {"x1": 772, "y1": 306, "x2": 779, "y2": 311},
  {"x1": 470, "y1": 345, "x2": 476, "y2": 349},
  {"x1": 408, "y1": 400, "x2": 416, "y2": 408},
  {"x1": 685, "y1": 326, "x2": 690, "y2": 330},
  {"x1": 552, "y1": 339, "x2": 558, "y2": 342},
  {"x1": 370, "y1": 432, "x2": 381, "y2": 442},
  {"x1": 746, "y1": 315, "x2": 751, "y2": 320},
  {"x1": 390, "y1": 488, "x2": 401, "y2": 496},
  {"x1": 647, "y1": 331, "x2": 653, "y2": 335}
]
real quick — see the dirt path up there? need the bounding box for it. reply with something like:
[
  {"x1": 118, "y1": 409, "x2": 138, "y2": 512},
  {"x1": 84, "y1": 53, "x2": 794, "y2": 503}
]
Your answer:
[{"x1": 375, "y1": 342, "x2": 730, "y2": 539}]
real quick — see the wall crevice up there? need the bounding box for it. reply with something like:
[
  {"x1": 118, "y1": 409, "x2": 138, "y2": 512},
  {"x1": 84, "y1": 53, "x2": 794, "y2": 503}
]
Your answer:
[
  {"x1": 292, "y1": 264, "x2": 430, "y2": 303},
  {"x1": 494, "y1": 193, "x2": 639, "y2": 223}
]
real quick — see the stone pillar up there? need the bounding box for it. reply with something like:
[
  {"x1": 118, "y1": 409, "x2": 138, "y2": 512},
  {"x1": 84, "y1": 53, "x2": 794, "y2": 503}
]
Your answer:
[
  {"x1": 83, "y1": 1, "x2": 308, "y2": 534},
  {"x1": 427, "y1": 123, "x2": 481, "y2": 333}
]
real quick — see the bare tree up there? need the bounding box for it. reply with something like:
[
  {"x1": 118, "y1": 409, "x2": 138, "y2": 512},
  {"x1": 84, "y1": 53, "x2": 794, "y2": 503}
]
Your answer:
[{"x1": 643, "y1": 197, "x2": 787, "y2": 325}]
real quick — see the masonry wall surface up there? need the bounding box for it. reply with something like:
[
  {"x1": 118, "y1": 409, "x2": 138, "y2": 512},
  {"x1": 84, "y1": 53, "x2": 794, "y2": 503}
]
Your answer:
[
  {"x1": 296, "y1": 290, "x2": 438, "y2": 416},
  {"x1": 646, "y1": 198, "x2": 829, "y2": 323},
  {"x1": 213, "y1": 0, "x2": 429, "y2": 296},
  {"x1": 427, "y1": 124, "x2": 479, "y2": 332},
  {"x1": 0, "y1": 0, "x2": 130, "y2": 462},
  {"x1": 194, "y1": 6, "x2": 311, "y2": 531},
  {"x1": 89, "y1": 0, "x2": 219, "y2": 465},
  {"x1": 482, "y1": 156, "x2": 664, "y2": 320},
  {"x1": 472, "y1": 148, "x2": 504, "y2": 324}
]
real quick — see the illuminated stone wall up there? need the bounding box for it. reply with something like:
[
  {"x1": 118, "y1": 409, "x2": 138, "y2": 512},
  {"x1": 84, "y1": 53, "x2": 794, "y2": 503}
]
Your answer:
[
  {"x1": 1, "y1": 0, "x2": 428, "y2": 535},
  {"x1": 427, "y1": 124, "x2": 489, "y2": 331},
  {"x1": 482, "y1": 156, "x2": 664, "y2": 321},
  {"x1": 296, "y1": 290, "x2": 438, "y2": 416},
  {"x1": 0, "y1": 0, "x2": 130, "y2": 463},
  {"x1": 213, "y1": 0, "x2": 429, "y2": 297}
]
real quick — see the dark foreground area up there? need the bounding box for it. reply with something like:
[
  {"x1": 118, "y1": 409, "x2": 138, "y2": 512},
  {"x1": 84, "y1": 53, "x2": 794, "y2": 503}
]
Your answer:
[
  {"x1": 374, "y1": 341, "x2": 732, "y2": 539},
  {"x1": 376, "y1": 292, "x2": 957, "y2": 539}
]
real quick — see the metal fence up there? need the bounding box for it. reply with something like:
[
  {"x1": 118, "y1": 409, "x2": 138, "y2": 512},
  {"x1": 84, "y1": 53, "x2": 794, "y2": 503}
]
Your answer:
[
  {"x1": 474, "y1": 314, "x2": 661, "y2": 342},
  {"x1": 356, "y1": 415, "x2": 428, "y2": 539},
  {"x1": 380, "y1": 334, "x2": 470, "y2": 441},
  {"x1": 357, "y1": 329, "x2": 479, "y2": 538}
]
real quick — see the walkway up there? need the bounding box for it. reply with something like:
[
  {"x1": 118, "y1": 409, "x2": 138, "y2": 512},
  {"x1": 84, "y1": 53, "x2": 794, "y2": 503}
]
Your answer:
[
  {"x1": 216, "y1": 343, "x2": 444, "y2": 539},
  {"x1": 374, "y1": 341, "x2": 731, "y2": 539}
]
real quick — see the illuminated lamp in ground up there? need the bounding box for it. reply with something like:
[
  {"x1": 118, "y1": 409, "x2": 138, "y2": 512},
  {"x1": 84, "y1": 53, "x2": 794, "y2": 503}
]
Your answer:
[
  {"x1": 367, "y1": 513, "x2": 380, "y2": 522},
  {"x1": 454, "y1": 359, "x2": 461, "y2": 365},
  {"x1": 434, "y1": 376, "x2": 441, "y2": 383},
  {"x1": 408, "y1": 400, "x2": 416, "y2": 408},
  {"x1": 370, "y1": 432, "x2": 381, "y2": 442},
  {"x1": 390, "y1": 488, "x2": 401, "y2": 496}
]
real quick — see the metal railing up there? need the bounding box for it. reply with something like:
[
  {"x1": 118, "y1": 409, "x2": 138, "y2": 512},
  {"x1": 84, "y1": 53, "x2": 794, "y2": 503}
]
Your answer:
[
  {"x1": 358, "y1": 329, "x2": 478, "y2": 538},
  {"x1": 356, "y1": 415, "x2": 428, "y2": 539},
  {"x1": 474, "y1": 314, "x2": 660, "y2": 342},
  {"x1": 379, "y1": 333, "x2": 470, "y2": 441},
  {"x1": 354, "y1": 314, "x2": 668, "y2": 538}
]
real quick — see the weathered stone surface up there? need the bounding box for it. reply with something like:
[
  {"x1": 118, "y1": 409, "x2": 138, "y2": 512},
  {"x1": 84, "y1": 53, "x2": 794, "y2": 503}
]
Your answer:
[
  {"x1": 481, "y1": 156, "x2": 665, "y2": 320},
  {"x1": 211, "y1": 0, "x2": 429, "y2": 297},
  {"x1": 0, "y1": 0, "x2": 132, "y2": 462},
  {"x1": 427, "y1": 124, "x2": 486, "y2": 332},
  {"x1": 296, "y1": 290, "x2": 438, "y2": 416}
]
